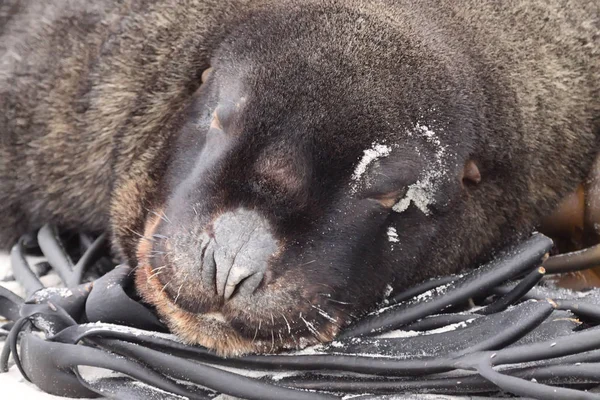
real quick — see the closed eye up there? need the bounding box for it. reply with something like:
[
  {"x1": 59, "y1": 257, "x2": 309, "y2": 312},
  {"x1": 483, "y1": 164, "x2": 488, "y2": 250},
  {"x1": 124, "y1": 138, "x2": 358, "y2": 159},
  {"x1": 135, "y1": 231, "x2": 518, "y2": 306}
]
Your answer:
[
  {"x1": 368, "y1": 188, "x2": 407, "y2": 209},
  {"x1": 209, "y1": 110, "x2": 223, "y2": 131}
]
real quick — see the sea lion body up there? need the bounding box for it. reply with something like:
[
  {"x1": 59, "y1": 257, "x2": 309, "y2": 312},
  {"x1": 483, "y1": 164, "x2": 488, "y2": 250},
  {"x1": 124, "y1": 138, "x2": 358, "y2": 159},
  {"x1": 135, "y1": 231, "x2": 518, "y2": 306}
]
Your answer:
[{"x1": 0, "y1": 0, "x2": 598, "y2": 354}]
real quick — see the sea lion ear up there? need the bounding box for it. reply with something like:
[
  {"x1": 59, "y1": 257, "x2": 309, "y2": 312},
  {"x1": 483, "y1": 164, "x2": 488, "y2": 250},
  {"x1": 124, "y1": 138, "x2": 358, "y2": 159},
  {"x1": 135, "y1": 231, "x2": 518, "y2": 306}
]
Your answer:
[
  {"x1": 461, "y1": 159, "x2": 481, "y2": 186},
  {"x1": 201, "y1": 67, "x2": 213, "y2": 84}
]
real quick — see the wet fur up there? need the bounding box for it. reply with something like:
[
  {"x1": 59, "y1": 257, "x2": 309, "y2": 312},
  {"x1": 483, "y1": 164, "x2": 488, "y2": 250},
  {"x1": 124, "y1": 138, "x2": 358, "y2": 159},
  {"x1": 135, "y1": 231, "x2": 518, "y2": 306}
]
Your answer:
[{"x1": 1, "y1": 0, "x2": 599, "y2": 352}]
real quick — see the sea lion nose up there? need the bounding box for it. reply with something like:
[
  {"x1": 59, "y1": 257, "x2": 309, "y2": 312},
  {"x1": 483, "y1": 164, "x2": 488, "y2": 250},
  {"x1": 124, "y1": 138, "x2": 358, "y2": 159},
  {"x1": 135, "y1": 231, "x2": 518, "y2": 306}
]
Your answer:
[{"x1": 201, "y1": 209, "x2": 278, "y2": 301}]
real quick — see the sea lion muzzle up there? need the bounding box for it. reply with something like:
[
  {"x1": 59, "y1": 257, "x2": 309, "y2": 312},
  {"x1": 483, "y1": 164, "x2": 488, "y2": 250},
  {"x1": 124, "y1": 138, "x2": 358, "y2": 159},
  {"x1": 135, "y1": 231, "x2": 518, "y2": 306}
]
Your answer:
[{"x1": 200, "y1": 209, "x2": 279, "y2": 301}]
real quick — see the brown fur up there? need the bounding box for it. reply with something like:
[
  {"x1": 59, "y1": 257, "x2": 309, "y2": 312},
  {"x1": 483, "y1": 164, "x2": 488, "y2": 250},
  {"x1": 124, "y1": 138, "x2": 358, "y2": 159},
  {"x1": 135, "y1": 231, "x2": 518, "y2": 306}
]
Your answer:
[{"x1": 1, "y1": 1, "x2": 598, "y2": 354}]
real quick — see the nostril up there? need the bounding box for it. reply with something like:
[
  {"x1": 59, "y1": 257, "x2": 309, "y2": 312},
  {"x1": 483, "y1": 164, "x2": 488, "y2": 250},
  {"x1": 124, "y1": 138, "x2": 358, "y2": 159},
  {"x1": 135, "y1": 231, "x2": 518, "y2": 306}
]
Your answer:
[
  {"x1": 199, "y1": 234, "x2": 217, "y2": 289},
  {"x1": 222, "y1": 263, "x2": 265, "y2": 301},
  {"x1": 208, "y1": 209, "x2": 279, "y2": 301},
  {"x1": 214, "y1": 247, "x2": 268, "y2": 301}
]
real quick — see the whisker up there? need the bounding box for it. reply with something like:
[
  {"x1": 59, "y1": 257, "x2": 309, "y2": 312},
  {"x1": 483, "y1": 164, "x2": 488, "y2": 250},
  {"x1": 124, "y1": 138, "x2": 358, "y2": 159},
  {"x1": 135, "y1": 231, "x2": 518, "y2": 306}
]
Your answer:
[
  {"x1": 126, "y1": 227, "x2": 155, "y2": 242},
  {"x1": 314, "y1": 282, "x2": 335, "y2": 290},
  {"x1": 160, "y1": 280, "x2": 172, "y2": 294},
  {"x1": 280, "y1": 312, "x2": 292, "y2": 334},
  {"x1": 127, "y1": 264, "x2": 142, "y2": 277},
  {"x1": 146, "y1": 253, "x2": 167, "y2": 260},
  {"x1": 300, "y1": 313, "x2": 321, "y2": 340},
  {"x1": 253, "y1": 319, "x2": 262, "y2": 343},
  {"x1": 174, "y1": 275, "x2": 187, "y2": 305},
  {"x1": 291, "y1": 333, "x2": 299, "y2": 347},
  {"x1": 318, "y1": 293, "x2": 352, "y2": 305},
  {"x1": 174, "y1": 287, "x2": 183, "y2": 304},
  {"x1": 311, "y1": 304, "x2": 338, "y2": 325},
  {"x1": 160, "y1": 210, "x2": 173, "y2": 224},
  {"x1": 147, "y1": 269, "x2": 167, "y2": 281},
  {"x1": 145, "y1": 208, "x2": 172, "y2": 225},
  {"x1": 147, "y1": 265, "x2": 168, "y2": 278},
  {"x1": 328, "y1": 304, "x2": 354, "y2": 321},
  {"x1": 298, "y1": 259, "x2": 317, "y2": 267},
  {"x1": 270, "y1": 330, "x2": 275, "y2": 352}
]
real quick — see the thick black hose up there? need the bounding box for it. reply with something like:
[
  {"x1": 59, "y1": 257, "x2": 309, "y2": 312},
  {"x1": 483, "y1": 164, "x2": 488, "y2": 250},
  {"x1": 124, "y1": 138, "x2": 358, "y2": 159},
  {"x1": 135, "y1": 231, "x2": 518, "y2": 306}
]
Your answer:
[
  {"x1": 479, "y1": 267, "x2": 546, "y2": 315},
  {"x1": 390, "y1": 275, "x2": 457, "y2": 304},
  {"x1": 477, "y1": 361, "x2": 600, "y2": 400},
  {"x1": 10, "y1": 238, "x2": 43, "y2": 297},
  {"x1": 68, "y1": 233, "x2": 107, "y2": 287},
  {"x1": 4, "y1": 229, "x2": 600, "y2": 400},
  {"x1": 544, "y1": 244, "x2": 600, "y2": 274},
  {"x1": 37, "y1": 225, "x2": 75, "y2": 284},
  {"x1": 341, "y1": 234, "x2": 552, "y2": 337},
  {"x1": 25, "y1": 335, "x2": 207, "y2": 399},
  {"x1": 98, "y1": 339, "x2": 340, "y2": 400}
]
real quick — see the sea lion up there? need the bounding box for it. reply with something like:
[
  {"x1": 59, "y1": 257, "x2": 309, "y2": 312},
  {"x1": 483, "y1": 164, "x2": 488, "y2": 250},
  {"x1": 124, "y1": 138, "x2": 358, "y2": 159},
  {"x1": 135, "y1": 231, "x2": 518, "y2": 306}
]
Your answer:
[{"x1": 0, "y1": 0, "x2": 598, "y2": 355}]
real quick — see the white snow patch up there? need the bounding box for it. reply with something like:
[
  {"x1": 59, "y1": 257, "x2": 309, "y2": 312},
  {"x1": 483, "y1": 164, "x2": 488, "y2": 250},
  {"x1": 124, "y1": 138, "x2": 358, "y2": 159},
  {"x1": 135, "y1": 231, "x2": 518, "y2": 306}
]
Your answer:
[
  {"x1": 350, "y1": 142, "x2": 393, "y2": 193},
  {"x1": 77, "y1": 366, "x2": 119, "y2": 384},
  {"x1": 270, "y1": 371, "x2": 298, "y2": 381},
  {"x1": 369, "y1": 283, "x2": 452, "y2": 317},
  {"x1": 413, "y1": 283, "x2": 451, "y2": 302},
  {"x1": 376, "y1": 329, "x2": 421, "y2": 339},
  {"x1": 424, "y1": 319, "x2": 474, "y2": 334},
  {"x1": 376, "y1": 319, "x2": 475, "y2": 339},
  {"x1": 214, "y1": 363, "x2": 299, "y2": 382},
  {"x1": 33, "y1": 287, "x2": 73, "y2": 301},
  {"x1": 80, "y1": 322, "x2": 182, "y2": 342},
  {"x1": 130, "y1": 381, "x2": 188, "y2": 399},
  {"x1": 383, "y1": 284, "x2": 394, "y2": 298},
  {"x1": 393, "y1": 123, "x2": 450, "y2": 216},
  {"x1": 32, "y1": 316, "x2": 56, "y2": 336},
  {"x1": 387, "y1": 227, "x2": 399, "y2": 243},
  {"x1": 291, "y1": 344, "x2": 328, "y2": 355}
]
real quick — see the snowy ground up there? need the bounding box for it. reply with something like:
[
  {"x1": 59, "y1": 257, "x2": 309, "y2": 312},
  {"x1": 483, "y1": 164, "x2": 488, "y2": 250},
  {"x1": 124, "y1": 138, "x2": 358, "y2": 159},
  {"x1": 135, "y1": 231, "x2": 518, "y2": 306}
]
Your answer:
[
  {"x1": 0, "y1": 252, "x2": 95, "y2": 399},
  {"x1": 0, "y1": 252, "x2": 489, "y2": 400}
]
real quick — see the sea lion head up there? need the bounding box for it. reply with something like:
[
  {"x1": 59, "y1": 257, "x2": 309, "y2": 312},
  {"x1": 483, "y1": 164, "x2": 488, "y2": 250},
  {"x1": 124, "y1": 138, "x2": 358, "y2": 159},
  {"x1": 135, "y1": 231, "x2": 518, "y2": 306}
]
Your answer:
[{"x1": 134, "y1": 3, "x2": 498, "y2": 355}]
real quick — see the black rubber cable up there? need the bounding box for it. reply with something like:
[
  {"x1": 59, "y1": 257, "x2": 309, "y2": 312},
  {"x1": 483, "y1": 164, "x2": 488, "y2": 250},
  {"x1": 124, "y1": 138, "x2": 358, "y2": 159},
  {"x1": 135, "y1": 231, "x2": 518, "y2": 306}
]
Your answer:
[
  {"x1": 478, "y1": 267, "x2": 546, "y2": 315},
  {"x1": 340, "y1": 234, "x2": 552, "y2": 337},
  {"x1": 68, "y1": 233, "x2": 107, "y2": 287},
  {"x1": 490, "y1": 327, "x2": 600, "y2": 367},
  {"x1": 544, "y1": 244, "x2": 600, "y2": 274},
  {"x1": 37, "y1": 225, "x2": 76, "y2": 284},
  {"x1": 493, "y1": 284, "x2": 600, "y2": 322},
  {"x1": 97, "y1": 339, "x2": 340, "y2": 400},
  {"x1": 9, "y1": 237, "x2": 43, "y2": 297},
  {"x1": 23, "y1": 334, "x2": 209, "y2": 399},
  {"x1": 0, "y1": 317, "x2": 31, "y2": 375},
  {"x1": 281, "y1": 360, "x2": 600, "y2": 394},
  {"x1": 0, "y1": 286, "x2": 23, "y2": 321},
  {"x1": 390, "y1": 275, "x2": 457, "y2": 304},
  {"x1": 3, "y1": 228, "x2": 600, "y2": 400},
  {"x1": 514, "y1": 362, "x2": 600, "y2": 382},
  {"x1": 402, "y1": 313, "x2": 480, "y2": 331},
  {"x1": 477, "y1": 361, "x2": 600, "y2": 400}
]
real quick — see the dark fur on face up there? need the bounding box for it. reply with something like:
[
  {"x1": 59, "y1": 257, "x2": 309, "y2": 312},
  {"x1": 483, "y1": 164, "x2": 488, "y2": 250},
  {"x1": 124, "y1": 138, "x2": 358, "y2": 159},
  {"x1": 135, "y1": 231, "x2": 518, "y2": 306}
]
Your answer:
[{"x1": 1, "y1": 0, "x2": 599, "y2": 355}]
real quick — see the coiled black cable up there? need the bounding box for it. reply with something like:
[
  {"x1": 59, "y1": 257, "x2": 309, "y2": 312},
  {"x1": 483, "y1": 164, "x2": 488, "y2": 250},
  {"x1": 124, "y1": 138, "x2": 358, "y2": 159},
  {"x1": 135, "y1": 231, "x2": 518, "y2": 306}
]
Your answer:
[{"x1": 1, "y1": 226, "x2": 599, "y2": 399}]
